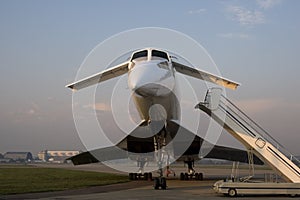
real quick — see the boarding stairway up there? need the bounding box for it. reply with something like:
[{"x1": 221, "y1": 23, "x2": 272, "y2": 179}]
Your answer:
[{"x1": 196, "y1": 88, "x2": 300, "y2": 183}]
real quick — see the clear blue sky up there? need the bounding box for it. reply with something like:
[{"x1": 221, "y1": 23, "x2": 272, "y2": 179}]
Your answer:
[{"x1": 1, "y1": 0, "x2": 300, "y2": 156}]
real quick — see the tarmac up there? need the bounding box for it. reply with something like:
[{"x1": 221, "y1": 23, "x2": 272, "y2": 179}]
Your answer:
[{"x1": 2, "y1": 163, "x2": 297, "y2": 200}]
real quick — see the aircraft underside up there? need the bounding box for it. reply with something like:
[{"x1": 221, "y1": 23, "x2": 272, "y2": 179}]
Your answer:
[{"x1": 69, "y1": 120, "x2": 263, "y2": 165}]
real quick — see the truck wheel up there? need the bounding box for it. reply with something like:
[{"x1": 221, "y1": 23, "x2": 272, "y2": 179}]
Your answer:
[{"x1": 228, "y1": 188, "x2": 237, "y2": 197}]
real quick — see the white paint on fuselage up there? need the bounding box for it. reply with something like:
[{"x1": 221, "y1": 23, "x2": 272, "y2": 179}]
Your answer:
[
  {"x1": 128, "y1": 60, "x2": 175, "y2": 97},
  {"x1": 127, "y1": 49, "x2": 179, "y2": 123}
]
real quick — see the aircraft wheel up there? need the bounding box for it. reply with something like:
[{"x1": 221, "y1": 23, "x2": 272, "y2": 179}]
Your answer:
[
  {"x1": 129, "y1": 173, "x2": 133, "y2": 180},
  {"x1": 228, "y1": 188, "x2": 237, "y2": 197},
  {"x1": 138, "y1": 173, "x2": 142, "y2": 180},
  {"x1": 154, "y1": 178, "x2": 160, "y2": 190},
  {"x1": 199, "y1": 173, "x2": 203, "y2": 181},
  {"x1": 161, "y1": 177, "x2": 167, "y2": 190},
  {"x1": 195, "y1": 173, "x2": 199, "y2": 180},
  {"x1": 180, "y1": 172, "x2": 184, "y2": 180},
  {"x1": 144, "y1": 173, "x2": 148, "y2": 180},
  {"x1": 184, "y1": 173, "x2": 189, "y2": 180}
]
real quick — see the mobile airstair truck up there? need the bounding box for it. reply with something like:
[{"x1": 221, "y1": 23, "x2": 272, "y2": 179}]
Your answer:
[{"x1": 196, "y1": 88, "x2": 300, "y2": 197}]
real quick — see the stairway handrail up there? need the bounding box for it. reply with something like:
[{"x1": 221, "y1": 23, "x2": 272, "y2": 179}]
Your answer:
[{"x1": 219, "y1": 95, "x2": 300, "y2": 166}]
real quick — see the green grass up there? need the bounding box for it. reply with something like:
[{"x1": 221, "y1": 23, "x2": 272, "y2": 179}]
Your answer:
[{"x1": 0, "y1": 166, "x2": 129, "y2": 195}]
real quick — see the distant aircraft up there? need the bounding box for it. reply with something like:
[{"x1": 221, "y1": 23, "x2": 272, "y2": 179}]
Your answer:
[{"x1": 66, "y1": 48, "x2": 262, "y2": 189}]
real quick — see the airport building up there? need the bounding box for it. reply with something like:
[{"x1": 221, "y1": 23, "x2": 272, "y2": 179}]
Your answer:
[
  {"x1": 37, "y1": 150, "x2": 81, "y2": 163},
  {"x1": 3, "y1": 152, "x2": 33, "y2": 162},
  {"x1": 0, "y1": 153, "x2": 9, "y2": 163}
]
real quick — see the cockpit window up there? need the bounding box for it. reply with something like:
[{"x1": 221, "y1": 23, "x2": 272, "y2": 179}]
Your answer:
[
  {"x1": 152, "y1": 50, "x2": 169, "y2": 61},
  {"x1": 131, "y1": 50, "x2": 148, "y2": 61}
]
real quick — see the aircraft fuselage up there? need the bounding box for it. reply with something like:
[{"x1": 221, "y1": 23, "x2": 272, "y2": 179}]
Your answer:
[{"x1": 127, "y1": 48, "x2": 180, "y2": 124}]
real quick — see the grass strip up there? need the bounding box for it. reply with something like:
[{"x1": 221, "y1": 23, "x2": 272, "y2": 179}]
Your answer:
[{"x1": 0, "y1": 167, "x2": 129, "y2": 195}]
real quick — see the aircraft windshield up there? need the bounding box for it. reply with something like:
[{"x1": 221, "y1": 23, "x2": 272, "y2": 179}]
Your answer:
[
  {"x1": 152, "y1": 50, "x2": 169, "y2": 61},
  {"x1": 131, "y1": 50, "x2": 148, "y2": 61}
]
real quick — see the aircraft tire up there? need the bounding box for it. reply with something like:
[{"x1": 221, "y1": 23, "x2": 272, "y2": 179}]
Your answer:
[
  {"x1": 138, "y1": 173, "x2": 142, "y2": 180},
  {"x1": 184, "y1": 173, "x2": 189, "y2": 180},
  {"x1": 154, "y1": 178, "x2": 160, "y2": 190},
  {"x1": 180, "y1": 172, "x2": 184, "y2": 180},
  {"x1": 129, "y1": 173, "x2": 133, "y2": 180},
  {"x1": 161, "y1": 177, "x2": 167, "y2": 190},
  {"x1": 144, "y1": 173, "x2": 148, "y2": 180},
  {"x1": 199, "y1": 173, "x2": 203, "y2": 181},
  {"x1": 195, "y1": 173, "x2": 199, "y2": 180}
]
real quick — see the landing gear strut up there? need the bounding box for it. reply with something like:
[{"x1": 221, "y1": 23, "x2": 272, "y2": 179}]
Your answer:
[{"x1": 153, "y1": 126, "x2": 168, "y2": 189}]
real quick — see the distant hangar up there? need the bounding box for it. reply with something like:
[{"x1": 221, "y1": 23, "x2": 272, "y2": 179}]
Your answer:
[{"x1": 1, "y1": 152, "x2": 33, "y2": 163}]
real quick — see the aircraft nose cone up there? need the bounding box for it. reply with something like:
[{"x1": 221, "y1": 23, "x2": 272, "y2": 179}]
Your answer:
[
  {"x1": 128, "y1": 62, "x2": 175, "y2": 97},
  {"x1": 134, "y1": 83, "x2": 172, "y2": 97}
]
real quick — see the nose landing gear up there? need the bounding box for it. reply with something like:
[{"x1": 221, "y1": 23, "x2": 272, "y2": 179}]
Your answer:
[{"x1": 154, "y1": 177, "x2": 167, "y2": 190}]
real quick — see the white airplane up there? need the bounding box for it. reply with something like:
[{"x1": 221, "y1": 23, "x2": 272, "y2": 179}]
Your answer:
[{"x1": 66, "y1": 48, "x2": 262, "y2": 189}]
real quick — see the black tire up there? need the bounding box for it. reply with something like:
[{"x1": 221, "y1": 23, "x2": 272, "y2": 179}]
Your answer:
[
  {"x1": 138, "y1": 173, "x2": 142, "y2": 180},
  {"x1": 180, "y1": 172, "x2": 184, "y2": 180},
  {"x1": 195, "y1": 173, "x2": 199, "y2": 180},
  {"x1": 129, "y1": 173, "x2": 133, "y2": 180},
  {"x1": 184, "y1": 173, "x2": 189, "y2": 180},
  {"x1": 154, "y1": 178, "x2": 160, "y2": 190},
  {"x1": 148, "y1": 172, "x2": 152, "y2": 181},
  {"x1": 228, "y1": 188, "x2": 237, "y2": 197},
  {"x1": 144, "y1": 173, "x2": 148, "y2": 180},
  {"x1": 133, "y1": 173, "x2": 138, "y2": 180},
  {"x1": 199, "y1": 173, "x2": 203, "y2": 181},
  {"x1": 161, "y1": 177, "x2": 167, "y2": 190}
]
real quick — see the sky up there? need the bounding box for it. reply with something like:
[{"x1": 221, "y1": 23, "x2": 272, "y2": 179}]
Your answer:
[{"x1": 1, "y1": 0, "x2": 300, "y2": 157}]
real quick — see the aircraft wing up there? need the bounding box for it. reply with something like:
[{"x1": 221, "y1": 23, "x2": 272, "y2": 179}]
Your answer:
[
  {"x1": 66, "y1": 61, "x2": 129, "y2": 90},
  {"x1": 172, "y1": 61, "x2": 240, "y2": 90},
  {"x1": 67, "y1": 146, "x2": 128, "y2": 165},
  {"x1": 168, "y1": 120, "x2": 263, "y2": 165},
  {"x1": 68, "y1": 142, "x2": 263, "y2": 166},
  {"x1": 67, "y1": 120, "x2": 152, "y2": 165},
  {"x1": 68, "y1": 120, "x2": 263, "y2": 165}
]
